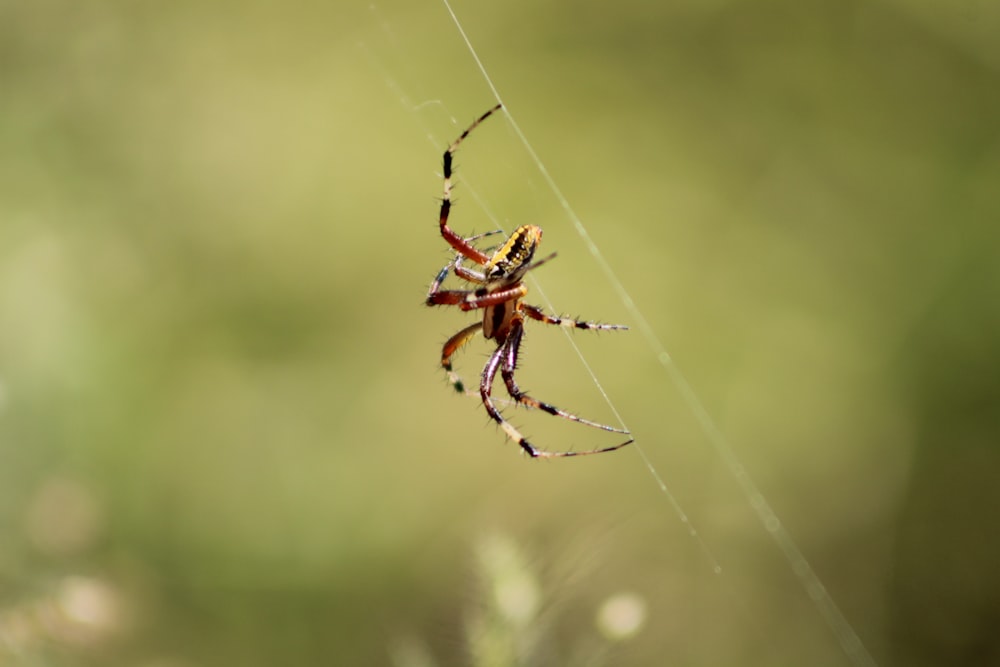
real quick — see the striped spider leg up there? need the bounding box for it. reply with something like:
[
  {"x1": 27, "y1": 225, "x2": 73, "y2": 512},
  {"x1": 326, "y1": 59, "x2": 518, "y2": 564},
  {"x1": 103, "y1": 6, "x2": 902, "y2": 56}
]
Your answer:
[{"x1": 425, "y1": 104, "x2": 632, "y2": 458}]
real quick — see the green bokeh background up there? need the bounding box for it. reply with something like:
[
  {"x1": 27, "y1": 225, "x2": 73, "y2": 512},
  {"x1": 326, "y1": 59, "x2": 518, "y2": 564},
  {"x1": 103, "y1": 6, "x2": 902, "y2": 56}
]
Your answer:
[{"x1": 2, "y1": 1, "x2": 999, "y2": 665}]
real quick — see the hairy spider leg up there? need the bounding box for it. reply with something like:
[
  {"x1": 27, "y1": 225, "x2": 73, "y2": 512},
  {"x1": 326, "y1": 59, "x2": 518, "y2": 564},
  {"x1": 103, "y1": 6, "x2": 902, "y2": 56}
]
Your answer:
[
  {"x1": 480, "y1": 321, "x2": 633, "y2": 459},
  {"x1": 439, "y1": 103, "x2": 504, "y2": 265},
  {"x1": 521, "y1": 304, "x2": 629, "y2": 332},
  {"x1": 428, "y1": 234, "x2": 504, "y2": 290},
  {"x1": 427, "y1": 256, "x2": 481, "y2": 302},
  {"x1": 440, "y1": 322, "x2": 483, "y2": 394},
  {"x1": 500, "y1": 319, "x2": 631, "y2": 435},
  {"x1": 447, "y1": 230, "x2": 508, "y2": 283},
  {"x1": 426, "y1": 283, "x2": 529, "y2": 311},
  {"x1": 463, "y1": 229, "x2": 506, "y2": 244}
]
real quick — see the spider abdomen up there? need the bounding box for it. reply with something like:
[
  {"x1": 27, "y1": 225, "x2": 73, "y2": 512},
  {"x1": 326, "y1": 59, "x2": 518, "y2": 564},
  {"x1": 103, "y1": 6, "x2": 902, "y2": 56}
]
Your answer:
[{"x1": 484, "y1": 225, "x2": 542, "y2": 283}]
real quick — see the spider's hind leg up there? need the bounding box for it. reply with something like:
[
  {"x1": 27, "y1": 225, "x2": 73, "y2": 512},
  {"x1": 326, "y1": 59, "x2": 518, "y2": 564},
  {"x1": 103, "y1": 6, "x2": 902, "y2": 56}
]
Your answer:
[
  {"x1": 440, "y1": 322, "x2": 482, "y2": 394},
  {"x1": 481, "y1": 342, "x2": 633, "y2": 458},
  {"x1": 521, "y1": 304, "x2": 628, "y2": 332},
  {"x1": 500, "y1": 320, "x2": 629, "y2": 435},
  {"x1": 479, "y1": 332, "x2": 632, "y2": 459},
  {"x1": 480, "y1": 339, "x2": 545, "y2": 457}
]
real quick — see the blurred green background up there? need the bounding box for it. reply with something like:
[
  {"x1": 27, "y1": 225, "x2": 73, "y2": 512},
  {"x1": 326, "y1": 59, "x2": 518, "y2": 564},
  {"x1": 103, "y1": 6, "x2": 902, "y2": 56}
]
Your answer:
[{"x1": 2, "y1": 0, "x2": 999, "y2": 665}]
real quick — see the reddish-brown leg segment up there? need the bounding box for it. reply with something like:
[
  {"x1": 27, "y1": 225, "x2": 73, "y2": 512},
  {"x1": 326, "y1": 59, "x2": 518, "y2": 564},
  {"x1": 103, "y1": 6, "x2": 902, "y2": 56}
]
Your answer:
[
  {"x1": 438, "y1": 104, "x2": 503, "y2": 265},
  {"x1": 440, "y1": 322, "x2": 482, "y2": 394},
  {"x1": 426, "y1": 284, "x2": 528, "y2": 311}
]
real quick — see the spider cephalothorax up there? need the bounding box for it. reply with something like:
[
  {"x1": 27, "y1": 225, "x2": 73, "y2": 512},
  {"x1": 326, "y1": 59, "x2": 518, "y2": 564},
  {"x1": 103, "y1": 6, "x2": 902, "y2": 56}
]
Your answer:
[{"x1": 425, "y1": 104, "x2": 632, "y2": 458}]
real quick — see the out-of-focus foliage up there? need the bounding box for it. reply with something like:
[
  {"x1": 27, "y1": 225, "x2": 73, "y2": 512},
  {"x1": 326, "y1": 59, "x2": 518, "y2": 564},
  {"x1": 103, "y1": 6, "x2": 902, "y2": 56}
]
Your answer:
[{"x1": 1, "y1": 0, "x2": 998, "y2": 665}]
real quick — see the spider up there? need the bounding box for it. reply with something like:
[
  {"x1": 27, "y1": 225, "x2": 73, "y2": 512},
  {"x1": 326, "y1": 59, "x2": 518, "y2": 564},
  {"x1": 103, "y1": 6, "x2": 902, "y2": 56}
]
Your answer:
[{"x1": 425, "y1": 103, "x2": 633, "y2": 458}]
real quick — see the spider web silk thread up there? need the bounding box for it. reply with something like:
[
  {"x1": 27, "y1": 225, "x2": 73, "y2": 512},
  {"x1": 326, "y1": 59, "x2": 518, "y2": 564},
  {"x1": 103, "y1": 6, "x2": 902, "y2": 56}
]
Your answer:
[{"x1": 440, "y1": 2, "x2": 877, "y2": 666}]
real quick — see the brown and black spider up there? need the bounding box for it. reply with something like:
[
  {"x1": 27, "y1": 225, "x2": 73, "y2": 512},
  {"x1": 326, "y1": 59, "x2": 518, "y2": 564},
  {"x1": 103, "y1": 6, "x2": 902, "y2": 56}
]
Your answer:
[{"x1": 425, "y1": 103, "x2": 633, "y2": 458}]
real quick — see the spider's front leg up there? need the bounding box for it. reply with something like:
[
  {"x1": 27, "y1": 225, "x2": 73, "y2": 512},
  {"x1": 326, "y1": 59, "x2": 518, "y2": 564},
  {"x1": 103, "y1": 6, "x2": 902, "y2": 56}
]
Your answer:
[
  {"x1": 438, "y1": 104, "x2": 503, "y2": 264},
  {"x1": 426, "y1": 235, "x2": 507, "y2": 304},
  {"x1": 427, "y1": 256, "x2": 482, "y2": 300}
]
